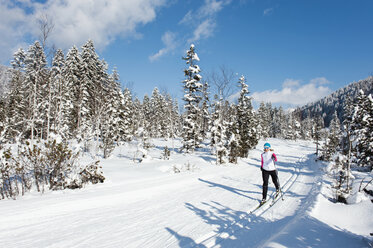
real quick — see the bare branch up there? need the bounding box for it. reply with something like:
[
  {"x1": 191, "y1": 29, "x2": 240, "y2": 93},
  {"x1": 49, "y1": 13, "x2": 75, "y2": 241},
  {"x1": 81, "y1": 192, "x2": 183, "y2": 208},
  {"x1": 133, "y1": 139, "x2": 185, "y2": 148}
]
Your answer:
[
  {"x1": 37, "y1": 13, "x2": 55, "y2": 49},
  {"x1": 207, "y1": 65, "x2": 237, "y2": 100}
]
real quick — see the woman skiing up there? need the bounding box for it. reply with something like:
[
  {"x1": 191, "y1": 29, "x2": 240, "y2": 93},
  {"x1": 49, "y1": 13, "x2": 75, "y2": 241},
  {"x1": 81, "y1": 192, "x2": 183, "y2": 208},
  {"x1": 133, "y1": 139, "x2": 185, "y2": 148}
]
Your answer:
[{"x1": 260, "y1": 142, "x2": 280, "y2": 204}]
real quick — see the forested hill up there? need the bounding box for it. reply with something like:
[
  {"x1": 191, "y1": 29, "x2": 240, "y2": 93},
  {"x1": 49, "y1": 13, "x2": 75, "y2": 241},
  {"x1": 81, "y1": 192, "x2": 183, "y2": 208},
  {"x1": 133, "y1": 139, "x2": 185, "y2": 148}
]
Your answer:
[{"x1": 296, "y1": 76, "x2": 373, "y2": 127}]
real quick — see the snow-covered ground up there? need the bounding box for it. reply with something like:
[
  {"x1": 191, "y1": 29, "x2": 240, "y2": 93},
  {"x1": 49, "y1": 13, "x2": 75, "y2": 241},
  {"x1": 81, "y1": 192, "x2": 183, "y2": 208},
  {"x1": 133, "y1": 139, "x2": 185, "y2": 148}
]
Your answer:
[{"x1": 0, "y1": 138, "x2": 372, "y2": 247}]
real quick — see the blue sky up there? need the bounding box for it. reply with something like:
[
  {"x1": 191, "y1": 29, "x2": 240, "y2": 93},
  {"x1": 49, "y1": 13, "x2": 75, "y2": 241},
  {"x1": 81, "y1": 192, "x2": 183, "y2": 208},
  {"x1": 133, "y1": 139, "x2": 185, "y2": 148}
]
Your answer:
[{"x1": 1, "y1": 0, "x2": 373, "y2": 108}]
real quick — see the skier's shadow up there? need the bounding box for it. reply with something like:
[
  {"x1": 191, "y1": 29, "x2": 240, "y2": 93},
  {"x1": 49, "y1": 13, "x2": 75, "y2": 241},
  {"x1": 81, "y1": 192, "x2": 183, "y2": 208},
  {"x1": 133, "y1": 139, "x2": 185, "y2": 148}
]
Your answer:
[{"x1": 198, "y1": 178, "x2": 259, "y2": 201}]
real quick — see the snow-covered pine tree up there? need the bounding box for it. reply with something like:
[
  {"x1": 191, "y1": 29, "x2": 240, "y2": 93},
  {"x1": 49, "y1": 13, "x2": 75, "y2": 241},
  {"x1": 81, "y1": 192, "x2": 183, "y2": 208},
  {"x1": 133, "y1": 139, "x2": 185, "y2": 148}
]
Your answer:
[
  {"x1": 322, "y1": 111, "x2": 341, "y2": 161},
  {"x1": 351, "y1": 90, "x2": 373, "y2": 170},
  {"x1": 181, "y1": 44, "x2": 203, "y2": 152},
  {"x1": 24, "y1": 41, "x2": 49, "y2": 142},
  {"x1": 264, "y1": 103, "x2": 275, "y2": 138},
  {"x1": 226, "y1": 103, "x2": 240, "y2": 164},
  {"x1": 159, "y1": 92, "x2": 170, "y2": 139},
  {"x1": 65, "y1": 45, "x2": 88, "y2": 142},
  {"x1": 277, "y1": 106, "x2": 287, "y2": 139},
  {"x1": 3, "y1": 48, "x2": 27, "y2": 141},
  {"x1": 50, "y1": 49, "x2": 72, "y2": 140},
  {"x1": 340, "y1": 96, "x2": 354, "y2": 192},
  {"x1": 210, "y1": 95, "x2": 228, "y2": 164},
  {"x1": 118, "y1": 88, "x2": 133, "y2": 142},
  {"x1": 141, "y1": 94, "x2": 152, "y2": 149},
  {"x1": 285, "y1": 111, "x2": 301, "y2": 140},
  {"x1": 132, "y1": 97, "x2": 143, "y2": 138},
  {"x1": 236, "y1": 75, "x2": 258, "y2": 157},
  {"x1": 172, "y1": 98, "x2": 181, "y2": 138},
  {"x1": 150, "y1": 87, "x2": 165, "y2": 138},
  {"x1": 100, "y1": 68, "x2": 126, "y2": 158},
  {"x1": 164, "y1": 93, "x2": 179, "y2": 140},
  {"x1": 300, "y1": 111, "x2": 314, "y2": 140},
  {"x1": 257, "y1": 102, "x2": 270, "y2": 139},
  {"x1": 81, "y1": 40, "x2": 106, "y2": 154},
  {"x1": 313, "y1": 115, "x2": 324, "y2": 156},
  {"x1": 270, "y1": 106, "x2": 283, "y2": 138}
]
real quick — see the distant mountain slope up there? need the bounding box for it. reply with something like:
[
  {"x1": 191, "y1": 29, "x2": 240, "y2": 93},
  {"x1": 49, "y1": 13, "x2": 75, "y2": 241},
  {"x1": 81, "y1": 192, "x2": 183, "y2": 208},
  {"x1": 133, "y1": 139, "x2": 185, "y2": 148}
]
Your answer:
[
  {"x1": 0, "y1": 64, "x2": 10, "y2": 96},
  {"x1": 297, "y1": 76, "x2": 373, "y2": 127}
]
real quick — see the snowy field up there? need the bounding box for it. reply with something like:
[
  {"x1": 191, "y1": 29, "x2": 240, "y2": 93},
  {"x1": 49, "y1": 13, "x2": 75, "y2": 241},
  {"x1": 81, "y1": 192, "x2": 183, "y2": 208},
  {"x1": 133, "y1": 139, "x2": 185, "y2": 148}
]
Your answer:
[{"x1": 0, "y1": 138, "x2": 372, "y2": 247}]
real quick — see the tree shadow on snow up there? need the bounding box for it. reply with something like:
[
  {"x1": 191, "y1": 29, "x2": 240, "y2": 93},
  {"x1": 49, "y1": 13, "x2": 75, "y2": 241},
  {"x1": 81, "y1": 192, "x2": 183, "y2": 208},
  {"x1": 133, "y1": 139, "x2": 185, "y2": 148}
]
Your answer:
[
  {"x1": 166, "y1": 200, "x2": 368, "y2": 247},
  {"x1": 165, "y1": 227, "x2": 207, "y2": 248},
  {"x1": 198, "y1": 178, "x2": 260, "y2": 201}
]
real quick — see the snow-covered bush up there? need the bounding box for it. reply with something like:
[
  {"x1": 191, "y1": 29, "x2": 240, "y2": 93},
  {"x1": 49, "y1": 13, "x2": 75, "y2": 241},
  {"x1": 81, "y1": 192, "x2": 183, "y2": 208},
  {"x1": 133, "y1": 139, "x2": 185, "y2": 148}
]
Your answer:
[
  {"x1": 327, "y1": 153, "x2": 354, "y2": 203},
  {"x1": 0, "y1": 139, "x2": 104, "y2": 200},
  {"x1": 79, "y1": 161, "x2": 105, "y2": 185},
  {"x1": 162, "y1": 146, "x2": 171, "y2": 160},
  {"x1": 172, "y1": 162, "x2": 198, "y2": 173}
]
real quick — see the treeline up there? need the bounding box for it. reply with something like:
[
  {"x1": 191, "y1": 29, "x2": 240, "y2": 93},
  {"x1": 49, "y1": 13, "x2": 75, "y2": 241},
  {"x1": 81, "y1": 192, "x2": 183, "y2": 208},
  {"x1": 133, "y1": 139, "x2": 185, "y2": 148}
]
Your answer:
[{"x1": 0, "y1": 40, "x2": 370, "y2": 200}]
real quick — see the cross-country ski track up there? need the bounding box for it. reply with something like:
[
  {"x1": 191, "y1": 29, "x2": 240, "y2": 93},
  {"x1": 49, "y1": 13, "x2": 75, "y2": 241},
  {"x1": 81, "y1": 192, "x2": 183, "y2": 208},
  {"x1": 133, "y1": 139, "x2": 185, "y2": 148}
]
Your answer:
[{"x1": 0, "y1": 139, "x2": 370, "y2": 247}]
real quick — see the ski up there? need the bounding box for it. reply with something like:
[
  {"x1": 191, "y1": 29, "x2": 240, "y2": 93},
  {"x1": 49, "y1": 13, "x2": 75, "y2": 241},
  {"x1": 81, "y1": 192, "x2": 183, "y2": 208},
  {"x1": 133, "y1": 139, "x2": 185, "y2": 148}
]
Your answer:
[
  {"x1": 270, "y1": 190, "x2": 284, "y2": 207},
  {"x1": 250, "y1": 189, "x2": 285, "y2": 214},
  {"x1": 249, "y1": 200, "x2": 267, "y2": 213},
  {"x1": 250, "y1": 190, "x2": 280, "y2": 213}
]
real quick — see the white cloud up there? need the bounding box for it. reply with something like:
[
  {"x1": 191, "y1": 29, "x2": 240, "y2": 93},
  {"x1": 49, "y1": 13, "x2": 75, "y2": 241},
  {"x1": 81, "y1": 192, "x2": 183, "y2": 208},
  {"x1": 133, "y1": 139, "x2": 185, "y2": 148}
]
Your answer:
[
  {"x1": 0, "y1": 1, "x2": 33, "y2": 62},
  {"x1": 179, "y1": 10, "x2": 193, "y2": 25},
  {"x1": 251, "y1": 78, "x2": 333, "y2": 106},
  {"x1": 0, "y1": 0, "x2": 168, "y2": 62},
  {"x1": 149, "y1": 31, "x2": 177, "y2": 62},
  {"x1": 310, "y1": 77, "x2": 331, "y2": 85},
  {"x1": 263, "y1": 8, "x2": 274, "y2": 16},
  {"x1": 149, "y1": 0, "x2": 232, "y2": 59},
  {"x1": 187, "y1": 19, "x2": 216, "y2": 44},
  {"x1": 282, "y1": 78, "x2": 301, "y2": 88},
  {"x1": 199, "y1": 0, "x2": 226, "y2": 17},
  {"x1": 40, "y1": 0, "x2": 168, "y2": 49},
  {"x1": 181, "y1": 0, "x2": 232, "y2": 44}
]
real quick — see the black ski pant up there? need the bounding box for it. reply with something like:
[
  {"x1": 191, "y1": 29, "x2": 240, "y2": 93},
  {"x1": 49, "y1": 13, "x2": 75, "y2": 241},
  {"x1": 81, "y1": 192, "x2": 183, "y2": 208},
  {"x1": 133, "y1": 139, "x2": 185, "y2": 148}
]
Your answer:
[{"x1": 262, "y1": 169, "x2": 280, "y2": 200}]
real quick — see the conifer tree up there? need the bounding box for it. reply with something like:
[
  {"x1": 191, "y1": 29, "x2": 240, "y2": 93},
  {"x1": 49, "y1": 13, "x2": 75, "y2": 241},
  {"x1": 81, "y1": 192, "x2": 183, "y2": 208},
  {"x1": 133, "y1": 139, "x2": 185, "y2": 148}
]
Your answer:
[
  {"x1": 65, "y1": 45, "x2": 87, "y2": 141},
  {"x1": 80, "y1": 40, "x2": 105, "y2": 152},
  {"x1": 270, "y1": 107, "x2": 283, "y2": 138},
  {"x1": 132, "y1": 97, "x2": 143, "y2": 138},
  {"x1": 351, "y1": 90, "x2": 373, "y2": 170},
  {"x1": 313, "y1": 115, "x2": 324, "y2": 156},
  {"x1": 150, "y1": 88, "x2": 164, "y2": 138},
  {"x1": 51, "y1": 49, "x2": 72, "y2": 140},
  {"x1": 24, "y1": 41, "x2": 49, "y2": 142},
  {"x1": 236, "y1": 75, "x2": 258, "y2": 157},
  {"x1": 322, "y1": 111, "x2": 341, "y2": 161},
  {"x1": 341, "y1": 97, "x2": 354, "y2": 190},
  {"x1": 181, "y1": 44, "x2": 203, "y2": 152},
  {"x1": 226, "y1": 104, "x2": 240, "y2": 164},
  {"x1": 4, "y1": 48, "x2": 27, "y2": 141},
  {"x1": 119, "y1": 88, "x2": 133, "y2": 142},
  {"x1": 164, "y1": 94, "x2": 179, "y2": 141},
  {"x1": 100, "y1": 68, "x2": 127, "y2": 157},
  {"x1": 257, "y1": 102, "x2": 270, "y2": 139},
  {"x1": 141, "y1": 94, "x2": 152, "y2": 148},
  {"x1": 210, "y1": 95, "x2": 227, "y2": 164}
]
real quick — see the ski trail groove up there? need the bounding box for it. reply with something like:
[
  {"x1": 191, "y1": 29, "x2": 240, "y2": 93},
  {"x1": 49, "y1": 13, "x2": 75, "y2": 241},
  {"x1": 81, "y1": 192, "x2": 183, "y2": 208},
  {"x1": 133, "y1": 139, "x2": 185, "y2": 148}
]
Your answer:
[{"x1": 194, "y1": 154, "x2": 307, "y2": 247}]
